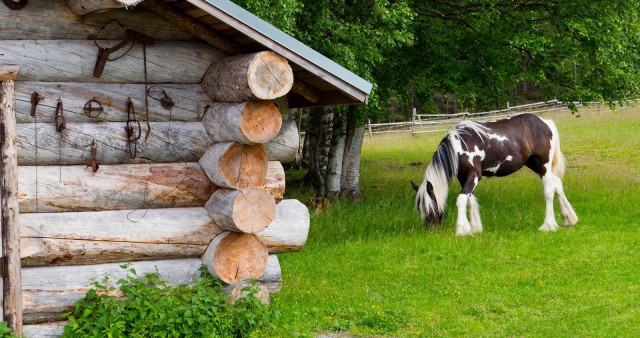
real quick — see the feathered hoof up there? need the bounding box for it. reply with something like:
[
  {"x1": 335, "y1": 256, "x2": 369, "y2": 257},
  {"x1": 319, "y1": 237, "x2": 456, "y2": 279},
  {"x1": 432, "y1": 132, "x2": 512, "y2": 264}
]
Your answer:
[
  {"x1": 538, "y1": 221, "x2": 559, "y2": 232},
  {"x1": 455, "y1": 222, "x2": 472, "y2": 236},
  {"x1": 561, "y1": 213, "x2": 578, "y2": 228}
]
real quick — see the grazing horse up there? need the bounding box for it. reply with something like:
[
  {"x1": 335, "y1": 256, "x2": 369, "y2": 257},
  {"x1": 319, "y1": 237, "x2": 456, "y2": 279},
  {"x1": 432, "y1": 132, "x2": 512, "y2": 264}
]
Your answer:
[{"x1": 412, "y1": 113, "x2": 578, "y2": 236}]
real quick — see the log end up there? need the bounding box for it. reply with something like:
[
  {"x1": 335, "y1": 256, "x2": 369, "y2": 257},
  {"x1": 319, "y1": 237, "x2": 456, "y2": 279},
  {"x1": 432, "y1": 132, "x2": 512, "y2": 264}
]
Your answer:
[
  {"x1": 232, "y1": 187, "x2": 276, "y2": 233},
  {"x1": 248, "y1": 52, "x2": 294, "y2": 100},
  {"x1": 209, "y1": 233, "x2": 268, "y2": 283},
  {"x1": 200, "y1": 143, "x2": 268, "y2": 189},
  {"x1": 240, "y1": 101, "x2": 282, "y2": 144}
]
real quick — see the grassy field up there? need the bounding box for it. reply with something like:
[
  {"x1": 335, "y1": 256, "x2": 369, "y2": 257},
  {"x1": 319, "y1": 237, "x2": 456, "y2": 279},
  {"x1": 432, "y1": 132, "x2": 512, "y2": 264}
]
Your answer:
[{"x1": 265, "y1": 107, "x2": 640, "y2": 337}]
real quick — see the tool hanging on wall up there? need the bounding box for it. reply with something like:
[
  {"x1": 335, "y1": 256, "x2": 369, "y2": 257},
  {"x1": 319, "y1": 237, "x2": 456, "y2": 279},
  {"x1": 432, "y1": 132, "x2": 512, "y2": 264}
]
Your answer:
[
  {"x1": 93, "y1": 29, "x2": 156, "y2": 78},
  {"x1": 55, "y1": 99, "x2": 66, "y2": 132},
  {"x1": 88, "y1": 140, "x2": 99, "y2": 172},
  {"x1": 147, "y1": 87, "x2": 175, "y2": 110},
  {"x1": 3, "y1": 0, "x2": 27, "y2": 10},
  {"x1": 30, "y1": 92, "x2": 43, "y2": 118},
  {"x1": 83, "y1": 98, "x2": 104, "y2": 118},
  {"x1": 126, "y1": 98, "x2": 142, "y2": 159}
]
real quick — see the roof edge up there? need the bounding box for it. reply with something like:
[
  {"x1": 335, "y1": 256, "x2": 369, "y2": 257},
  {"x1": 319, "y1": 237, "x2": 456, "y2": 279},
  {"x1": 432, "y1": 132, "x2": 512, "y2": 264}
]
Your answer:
[{"x1": 198, "y1": 0, "x2": 373, "y2": 98}]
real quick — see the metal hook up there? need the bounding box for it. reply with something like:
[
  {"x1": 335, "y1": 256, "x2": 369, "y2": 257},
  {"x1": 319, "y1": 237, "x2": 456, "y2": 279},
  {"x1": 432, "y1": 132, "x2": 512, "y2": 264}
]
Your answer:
[
  {"x1": 125, "y1": 98, "x2": 141, "y2": 159},
  {"x1": 30, "y1": 92, "x2": 42, "y2": 118},
  {"x1": 88, "y1": 140, "x2": 99, "y2": 172},
  {"x1": 55, "y1": 99, "x2": 66, "y2": 132}
]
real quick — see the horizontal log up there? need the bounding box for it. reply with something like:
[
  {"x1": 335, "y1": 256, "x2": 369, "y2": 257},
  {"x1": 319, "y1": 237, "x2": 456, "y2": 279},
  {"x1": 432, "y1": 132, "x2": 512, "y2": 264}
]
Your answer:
[
  {"x1": 22, "y1": 259, "x2": 202, "y2": 324},
  {"x1": 66, "y1": 0, "x2": 142, "y2": 15},
  {"x1": 224, "y1": 281, "x2": 270, "y2": 305},
  {"x1": 256, "y1": 200, "x2": 310, "y2": 254},
  {"x1": 0, "y1": 0, "x2": 194, "y2": 40},
  {"x1": 264, "y1": 120, "x2": 299, "y2": 163},
  {"x1": 0, "y1": 40, "x2": 223, "y2": 83},
  {"x1": 18, "y1": 163, "x2": 216, "y2": 213},
  {"x1": 202, "y1": 52, "x2": 294, "y2": 102},
  {"x1": 264, "y1": 161, "x2": 285, "y2": 203},
  {"x1": 199, "y1": 143, "x2": 267, "y2": 189},
  {"x1": 204, "y1": 187, "x2": 276, "y2": 233},
  {"x1": 16, "y1": 82, "x2": 210, "y2": 123},
  {"x1": 201, "y1": 232, "x2": 268, "y2": 284},
  {"x1": 202, "y1": 101, "x2": 282, "y2": 144},
  {"x1": 20, "y1": 208, "x2": 222, "y2": 266},
  {"x1": 17, "y1": 121, "x2": 213, "y2": 165},
  {"x1": 258, "y1": 254, "x2": 282, "y2": 293},
  {"x1": 23, "y1": 322, "x2": 66, "y2": 337}
]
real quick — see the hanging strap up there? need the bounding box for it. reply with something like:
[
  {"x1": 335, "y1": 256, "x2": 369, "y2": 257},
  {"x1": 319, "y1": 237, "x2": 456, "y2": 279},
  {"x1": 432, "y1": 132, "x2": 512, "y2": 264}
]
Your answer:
[{"x1": 55, "y1": 99, "x2": 66, "y2": 132}]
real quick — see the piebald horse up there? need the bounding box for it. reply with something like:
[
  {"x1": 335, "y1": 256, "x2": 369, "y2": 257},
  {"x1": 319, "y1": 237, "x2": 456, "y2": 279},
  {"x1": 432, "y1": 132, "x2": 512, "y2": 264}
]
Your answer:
[{"x1": 412, "y1": 113, "x2": 578, "y2": 236}]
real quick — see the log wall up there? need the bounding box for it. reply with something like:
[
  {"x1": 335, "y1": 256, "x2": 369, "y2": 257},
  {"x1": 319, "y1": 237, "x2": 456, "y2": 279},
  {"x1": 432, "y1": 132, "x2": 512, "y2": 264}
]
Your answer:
[{"x1": 3, "y1": 2, "x2": 310, "y2": 334}]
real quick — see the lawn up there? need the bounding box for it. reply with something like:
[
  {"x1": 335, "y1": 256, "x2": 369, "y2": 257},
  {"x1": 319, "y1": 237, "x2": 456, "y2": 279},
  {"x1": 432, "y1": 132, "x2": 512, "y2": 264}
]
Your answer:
[{"x1": 265, "y1": 107, "x2": 640, "y2": 337}]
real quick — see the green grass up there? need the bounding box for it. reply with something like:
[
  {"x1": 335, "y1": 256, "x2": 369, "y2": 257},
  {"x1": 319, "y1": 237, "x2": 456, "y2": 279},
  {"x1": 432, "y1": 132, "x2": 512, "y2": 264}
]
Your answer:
[{"x1": 265, "y1": 108, "x2": 640, "y2": 337}]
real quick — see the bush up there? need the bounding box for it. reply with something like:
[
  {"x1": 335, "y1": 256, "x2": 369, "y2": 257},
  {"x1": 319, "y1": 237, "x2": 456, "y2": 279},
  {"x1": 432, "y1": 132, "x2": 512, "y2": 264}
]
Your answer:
[{"x1": 62, "y1": 264, "x2": 275, "y2": 337}]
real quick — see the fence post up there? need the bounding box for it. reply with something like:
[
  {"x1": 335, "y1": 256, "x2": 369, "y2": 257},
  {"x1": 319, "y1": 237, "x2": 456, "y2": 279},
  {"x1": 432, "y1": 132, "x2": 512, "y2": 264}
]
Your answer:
[
  {"x1": 367, "y1": 119, "x2": 373, "y2": 141},
  {"x1": 0, "y1": 65, "x2": 22, "y2": 335},
  {"x1": 411, "y1": 108, "x2": 416, "y2": 136}
]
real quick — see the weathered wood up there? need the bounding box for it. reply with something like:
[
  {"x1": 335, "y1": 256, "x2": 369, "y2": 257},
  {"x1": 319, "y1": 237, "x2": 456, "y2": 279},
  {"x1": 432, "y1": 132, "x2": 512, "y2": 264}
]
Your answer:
[
  {"x1": 0, "y1": 65, "x2": 19, "y2": 81},
  {"x1": 0, "y1": 40, "x2": 224, "y2": 83},
  {"x1": 202, "y1": 101, "x2": 282, "y2": 144},
  {"x1": 204, "y1": 187, "x2": 275, "y2": 234},
  {"x1": 201, "y1": 52, "x2": 294, "y2": 102},
  {"x1": 1, "y1": 78, "x2": 22, "y2": 333},
  {"x1": 257, "y1": 254, "x2": 282, "y2": 293},
  {"x1": 256, "y1": 200, "x2": 309, "y2": 254},
  {"x1": 15, "y1": 82, "x2": 210, "y2": 123},
  {"x1": 264, "y1": 161, "x2": 285, "y2": 203},
  {"x1": 22, "y1": 259, "x2": 202, "y2": 324},
  {"x1": 0, "y1": 0, "x2": 194, "y2": 41},
  {"x1": 201, "y1": 232, "x2": 267, "y2": 284},
  {"x1": 23, "y1": 322, "x2": 66, "y2": 337},
  {"x1": 17, "y1": 121, "x2": 213, "y2": 166},
  {"x1": 65, "y1": 0, "x2": 143, "y2": 15},
  {"x1": 198, "y1": 143, "x2": 267, "y2": 189},
  {"x1": 224, "y1": 281, "x2": 270, "y2": 305},
  {"x1": 291, "y1": 79, "x2": 321, "y2": 104},
  {"x1": 272, "y1": 96, "x2": 290, "y2": 120},
  {"x1": 264, "y1": 120, "x2": 300, "y2": 163},
  {"x1": 18, "y1": 163, "x2": 216, "y2": 213},
  {"x1": 19, "y1": 208, "x2": 222, "y2": 266},
  {"x1": 141, "y1": 0, "x2": 245, "y2": 55}
]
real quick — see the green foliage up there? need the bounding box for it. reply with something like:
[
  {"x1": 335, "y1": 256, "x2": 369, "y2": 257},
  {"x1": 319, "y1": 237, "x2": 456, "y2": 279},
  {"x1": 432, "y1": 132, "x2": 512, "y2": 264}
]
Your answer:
[
  {"x1": 231, "y1": 1, "x2": 640, "y2": 115},
  {"x1": 0, "y1": 322, "x2": 15, "y2": 338},
  {"x1": 61, "y1": 265, "x2": 274, "y2": 337},
  {"x1": 276, "y1": 108, "x2": 640, "y2": 335}
]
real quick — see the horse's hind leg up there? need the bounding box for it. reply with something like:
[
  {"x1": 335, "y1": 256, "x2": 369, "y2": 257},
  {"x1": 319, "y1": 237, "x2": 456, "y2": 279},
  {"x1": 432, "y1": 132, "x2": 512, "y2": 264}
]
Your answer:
[{"x1": 550, "y1": 174, "x2": 578, "y2": 227}]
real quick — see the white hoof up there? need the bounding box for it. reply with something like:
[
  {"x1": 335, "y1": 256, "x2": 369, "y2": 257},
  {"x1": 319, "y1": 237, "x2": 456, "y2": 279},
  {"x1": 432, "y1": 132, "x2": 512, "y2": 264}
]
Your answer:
[
  {"x1": 562, "y1": 212, "x2": 578, "y2": 228},
  {"x1": 456, "y1": 222, "x2": 472, "y2": 236},
  {"x1": 470, "y1": 223, "x2": 483, "y2": 234},
  {"x1": 539, "y1": 221, "x2": 559, "y2": 232}
]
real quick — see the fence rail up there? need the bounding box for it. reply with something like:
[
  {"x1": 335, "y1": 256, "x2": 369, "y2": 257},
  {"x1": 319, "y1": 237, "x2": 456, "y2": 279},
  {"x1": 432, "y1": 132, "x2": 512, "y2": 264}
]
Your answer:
[{"x1": 367, "y1": 100, "x2": 569, "y2": 140}]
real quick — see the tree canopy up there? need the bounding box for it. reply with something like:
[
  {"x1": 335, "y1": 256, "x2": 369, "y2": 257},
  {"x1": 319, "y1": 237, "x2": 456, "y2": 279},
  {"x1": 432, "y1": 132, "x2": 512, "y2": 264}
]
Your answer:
[{"x1": 232, "y1": 0, "x2": 640, "y2": 113}]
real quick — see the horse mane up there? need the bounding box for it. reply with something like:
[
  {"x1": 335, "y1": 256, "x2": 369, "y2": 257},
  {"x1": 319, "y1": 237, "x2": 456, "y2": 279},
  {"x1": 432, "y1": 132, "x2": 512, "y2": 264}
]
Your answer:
[{"x1": 416, "y1": 135, "x2": 458, "y2": 218}]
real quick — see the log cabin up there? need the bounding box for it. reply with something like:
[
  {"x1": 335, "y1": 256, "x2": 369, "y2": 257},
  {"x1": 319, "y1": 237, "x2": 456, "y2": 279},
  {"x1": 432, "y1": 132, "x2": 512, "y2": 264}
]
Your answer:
[{"x1": 0, "y1": 0, "x2": 372, "y2": 336}]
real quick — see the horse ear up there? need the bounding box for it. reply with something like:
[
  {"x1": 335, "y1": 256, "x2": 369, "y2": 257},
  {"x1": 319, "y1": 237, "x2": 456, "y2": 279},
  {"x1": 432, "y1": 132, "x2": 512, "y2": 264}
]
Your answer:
[
  {"x1": 410, "y1": 180, "x2": 420, "y2": 192},
  {"x1": 426, "y1": 181, "x2": 434, "y2": 195}
]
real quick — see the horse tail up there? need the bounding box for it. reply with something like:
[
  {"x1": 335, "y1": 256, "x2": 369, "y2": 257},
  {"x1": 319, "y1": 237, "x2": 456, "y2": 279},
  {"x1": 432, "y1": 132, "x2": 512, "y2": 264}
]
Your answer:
[
  {"x1": 416, "y1": 135, "x2": 458, "y2": 218},
  {"x1": 545, "y1": 119, "x2": 566, "y2": 179}
]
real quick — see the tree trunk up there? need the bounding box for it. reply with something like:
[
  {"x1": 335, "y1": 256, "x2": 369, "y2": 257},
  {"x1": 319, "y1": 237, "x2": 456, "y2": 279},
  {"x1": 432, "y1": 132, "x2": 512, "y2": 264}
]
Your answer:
[
  {"x1": 341, "y1": 108, "x2": 364, "y2": 200},
  {"x1": 325, "y1": 114, "x2": 346, "y2": 202},
  {"x1": 304, "y1": 107, "x2": 333, "y2": 196}
]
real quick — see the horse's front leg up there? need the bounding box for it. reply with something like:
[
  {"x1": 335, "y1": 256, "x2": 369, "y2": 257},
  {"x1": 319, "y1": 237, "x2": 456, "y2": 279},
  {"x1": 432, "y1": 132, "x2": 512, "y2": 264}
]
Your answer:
[{"x1": 456, "y1": 172, "x2": 481, "y2": 236}]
